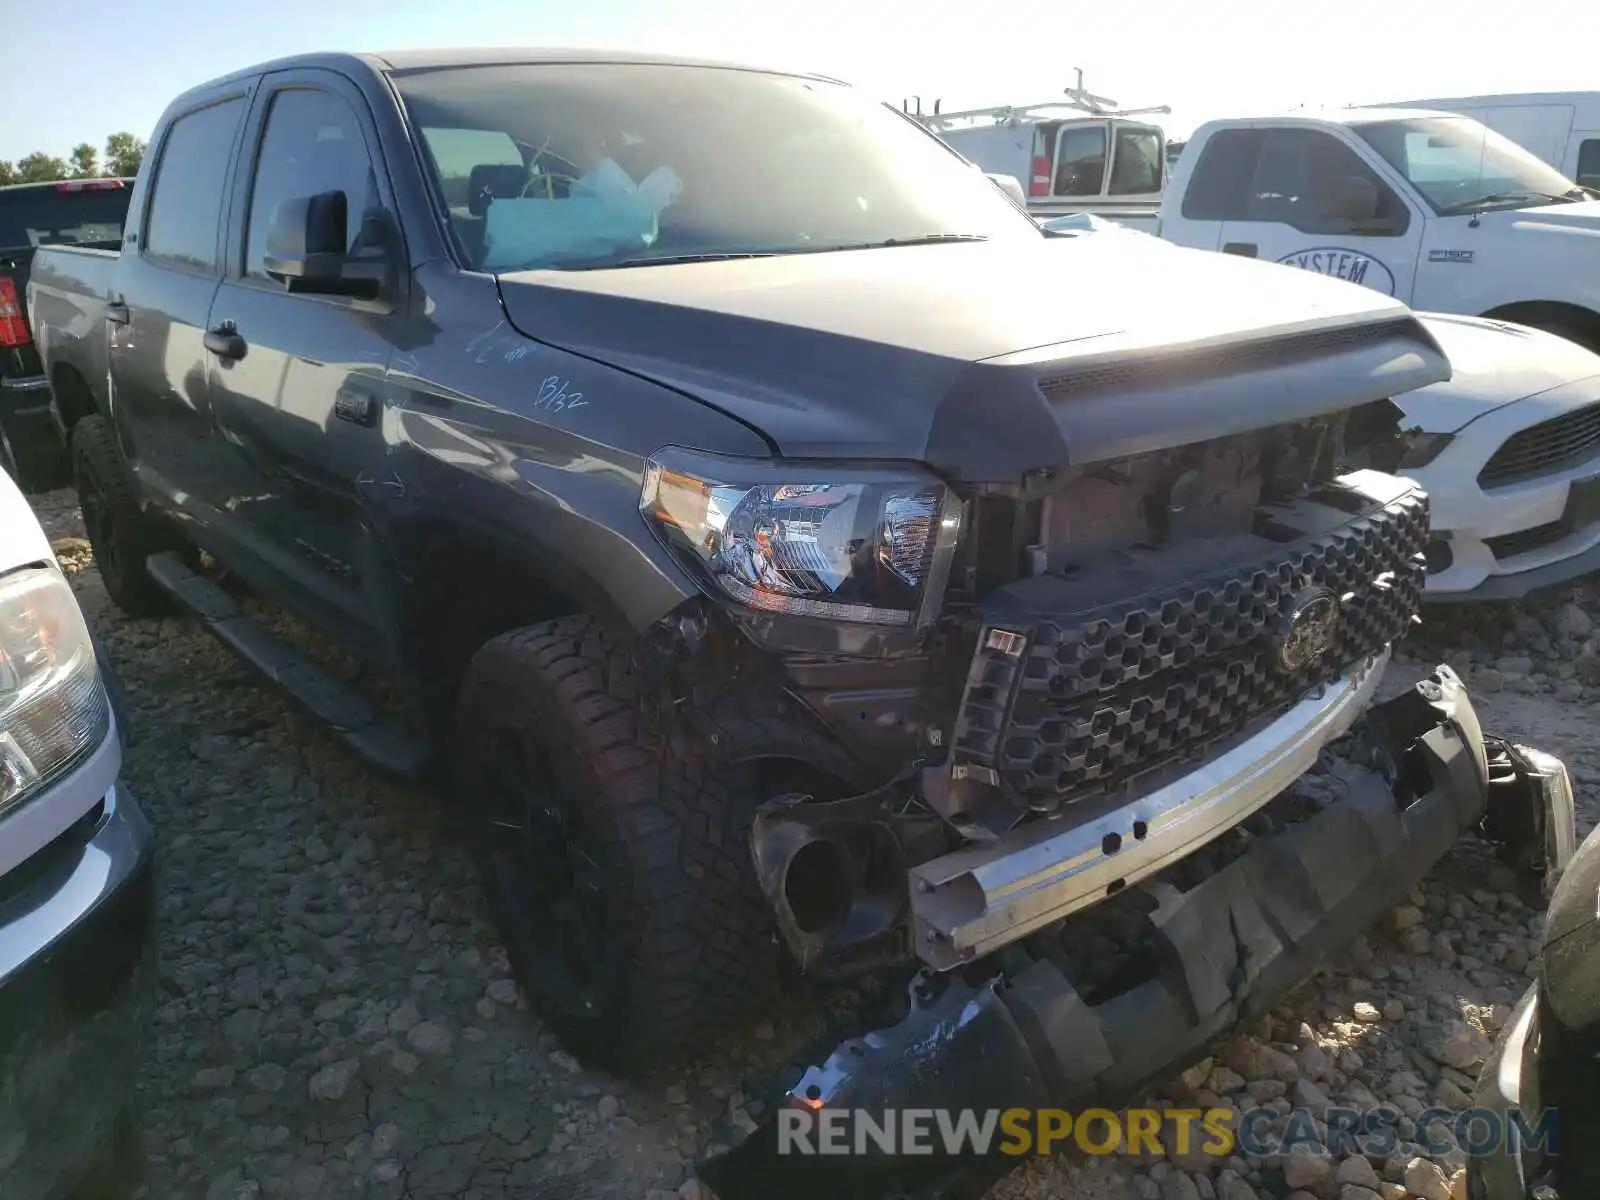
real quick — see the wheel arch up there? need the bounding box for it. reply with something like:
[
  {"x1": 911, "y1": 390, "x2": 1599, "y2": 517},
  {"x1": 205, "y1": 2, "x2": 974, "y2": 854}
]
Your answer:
[
  {"x1": 399, "y1": 518, "x2": 681, "y2": 731},
  {"x1": 1479, "y1": 300, "x2": 1600, "y2": 352},
  {"x1": 49, "y1": 361, "x2": 101, "y2": 436}
]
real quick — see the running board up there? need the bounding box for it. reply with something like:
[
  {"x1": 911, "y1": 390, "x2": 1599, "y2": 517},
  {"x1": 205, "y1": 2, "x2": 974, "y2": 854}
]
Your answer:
[{"x1": 145, "y1": 552, "x2": 428, "y2": 778}]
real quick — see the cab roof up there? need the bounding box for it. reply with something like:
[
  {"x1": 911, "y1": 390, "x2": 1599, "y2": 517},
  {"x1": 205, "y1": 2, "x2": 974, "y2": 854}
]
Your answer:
[
  {"x1": 1199, "y1": 105, "x2": 1469, "y2": 130},
  {"x1": 167, "y1": 47, "x2": 844, "y2": 108}
]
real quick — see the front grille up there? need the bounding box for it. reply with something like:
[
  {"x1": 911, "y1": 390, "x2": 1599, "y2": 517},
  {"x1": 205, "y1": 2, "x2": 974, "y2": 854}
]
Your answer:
[
  {"x1": 1485, "y1": 521, "x2": 1568, "y2": 561},
  {"x1": 1479, "y1": 401, "x2": 1600, "y2": 488},
  {"x1": 951, "y1": 493, "x2": 1428, "y2": 806}
]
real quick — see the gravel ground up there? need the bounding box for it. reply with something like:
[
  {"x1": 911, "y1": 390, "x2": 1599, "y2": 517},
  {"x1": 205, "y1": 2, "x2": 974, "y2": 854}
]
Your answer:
[{"x1": 32, "y1": 487, "x2": 1600, "y2": 1200}]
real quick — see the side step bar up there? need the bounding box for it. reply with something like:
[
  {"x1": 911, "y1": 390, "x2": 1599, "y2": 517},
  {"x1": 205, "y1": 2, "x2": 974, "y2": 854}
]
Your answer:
[{"x1": 145, "y1": 552, "x2": 428, "y2": 778}]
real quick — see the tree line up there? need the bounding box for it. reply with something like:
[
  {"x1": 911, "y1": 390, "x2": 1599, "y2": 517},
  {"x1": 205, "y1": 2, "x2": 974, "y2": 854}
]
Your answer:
[{"x1": 0, "y1": 134, "x2": 147, "y2": 186}]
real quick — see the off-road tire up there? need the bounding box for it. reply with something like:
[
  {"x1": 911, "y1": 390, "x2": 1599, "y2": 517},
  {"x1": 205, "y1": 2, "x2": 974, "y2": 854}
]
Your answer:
[
  {"x1": 453, "y1": 615, "x2": 773, "y2": 1074},
  {"x1": 71, "y1": 415, "x2": 173, "y2": 617}
]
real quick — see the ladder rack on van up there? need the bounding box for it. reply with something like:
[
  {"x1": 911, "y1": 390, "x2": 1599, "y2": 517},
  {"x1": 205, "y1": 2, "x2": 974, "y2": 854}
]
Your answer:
[{"x1": 905, "y1": 70, "x2": 1170, "y2": 131}]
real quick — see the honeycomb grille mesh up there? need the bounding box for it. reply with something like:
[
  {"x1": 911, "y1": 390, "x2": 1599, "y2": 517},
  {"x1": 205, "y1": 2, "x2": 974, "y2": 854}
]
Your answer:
[
  {"x1": 952, "y1": 493, "x2": 1428, "y2": 805},
  {"x1": 1478, "y1": 399, "x2": 1600, "y2": 488}
]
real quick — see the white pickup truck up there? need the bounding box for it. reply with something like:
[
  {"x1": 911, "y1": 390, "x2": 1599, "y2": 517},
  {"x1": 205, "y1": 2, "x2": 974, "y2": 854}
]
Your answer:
[{"x1": 1159, "y1": 108, "x2": 1600, "y2": 350}]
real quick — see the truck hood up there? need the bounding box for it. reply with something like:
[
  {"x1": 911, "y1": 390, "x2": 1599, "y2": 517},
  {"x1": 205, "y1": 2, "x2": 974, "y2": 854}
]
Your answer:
[
  {"x1": 1484, "y1": 198, "x2": 1600, "y2": 237},
  {"x1": 1398, "y1": 313, "x2": 1600, "y2": 432},
  {"x1": 496, "y1": 236, "x2": 1450, "y2": 476}
]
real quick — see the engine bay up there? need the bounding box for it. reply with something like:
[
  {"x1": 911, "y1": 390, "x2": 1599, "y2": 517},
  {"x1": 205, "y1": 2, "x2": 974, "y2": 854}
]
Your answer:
[{"x1": 1033, "y1": 399, "x2": 1411, "y2": 574}]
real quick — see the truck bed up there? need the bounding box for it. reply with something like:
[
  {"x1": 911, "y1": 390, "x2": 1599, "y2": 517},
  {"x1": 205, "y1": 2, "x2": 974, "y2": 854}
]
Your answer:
[{"x1": 26, "y1": 244, "x2": 122, "y2": 430}]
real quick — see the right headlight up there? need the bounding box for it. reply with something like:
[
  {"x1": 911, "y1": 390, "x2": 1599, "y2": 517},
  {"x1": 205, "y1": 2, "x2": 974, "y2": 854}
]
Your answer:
[
  {"x1": 0, "y1": 565, "x2": 110, "y2": 818},
  {"x1": 640, "y1": 447, "x2": 963, "y2": 629},
  {"x1": 1399, "y1": 431, "x2": 1455, "y2": 469}
]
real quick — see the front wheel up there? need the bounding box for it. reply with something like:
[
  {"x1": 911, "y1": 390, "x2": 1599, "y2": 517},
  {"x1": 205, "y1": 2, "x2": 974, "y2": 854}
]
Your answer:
[{"x1": 453, "y1": 615, "x2": 773, "y2": 1074}]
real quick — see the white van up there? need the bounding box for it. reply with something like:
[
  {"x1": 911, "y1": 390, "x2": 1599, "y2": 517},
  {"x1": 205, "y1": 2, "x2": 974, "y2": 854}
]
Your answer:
[
  {"x1": 913, "y1": 79, "x2": 1171, "y2": 230},
  {"x1": 1372, "y1": 92, "x2": 1600, "y2": 189}
]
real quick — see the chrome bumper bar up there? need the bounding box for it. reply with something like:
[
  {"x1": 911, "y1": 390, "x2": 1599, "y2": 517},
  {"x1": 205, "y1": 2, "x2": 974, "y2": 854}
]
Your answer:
[{"x1": 909, "y1": 648, "x2": 1392, "y2": 970}]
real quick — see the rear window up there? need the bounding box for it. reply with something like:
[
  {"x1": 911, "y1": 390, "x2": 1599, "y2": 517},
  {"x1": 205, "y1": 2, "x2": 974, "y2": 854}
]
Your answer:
[
  {"x1": 1578, "y1": 138, "x2": 1600, "y2": 190},
  {"x1": 0, "y1": 183, "x2": 130, "y2": 252}
]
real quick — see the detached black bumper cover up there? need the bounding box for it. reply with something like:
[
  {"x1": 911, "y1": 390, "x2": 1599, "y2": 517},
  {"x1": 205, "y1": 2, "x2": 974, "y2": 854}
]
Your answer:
[{"x1": 702, "y1": 667, "x2": 1572, "y2": 1200}]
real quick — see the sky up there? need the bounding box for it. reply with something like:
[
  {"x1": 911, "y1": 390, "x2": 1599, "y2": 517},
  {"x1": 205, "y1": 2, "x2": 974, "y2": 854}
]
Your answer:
[{"x1": 0, "y1": 0, "x2": 1593, "y2": 163}]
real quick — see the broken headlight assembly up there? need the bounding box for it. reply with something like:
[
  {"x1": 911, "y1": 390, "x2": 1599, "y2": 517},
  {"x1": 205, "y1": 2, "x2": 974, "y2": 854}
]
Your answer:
[
  {"x1": 1399, "y1": 431, "x2": 1454, "y2": 469},
  {"x1": 0, "y1": 566, "x2": 110, "y2": 817},
  {"x1": 640, "y1": 447, "x2": 963, "y2": 629}
]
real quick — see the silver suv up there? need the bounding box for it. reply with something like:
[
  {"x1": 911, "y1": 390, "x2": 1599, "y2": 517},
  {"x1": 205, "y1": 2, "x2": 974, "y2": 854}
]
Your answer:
[{"x1": 0, "y1": 469, "x2": 153, "y2": 1198}]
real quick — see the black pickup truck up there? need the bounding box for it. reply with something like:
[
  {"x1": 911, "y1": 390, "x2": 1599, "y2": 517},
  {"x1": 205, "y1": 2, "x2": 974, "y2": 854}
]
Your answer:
[
  {"x1": 25, "y1": 48, "x2": 1577, "y2": 1196},
  {"x1": 0, "y1": 178, "x2": 130, "y2": 490}
]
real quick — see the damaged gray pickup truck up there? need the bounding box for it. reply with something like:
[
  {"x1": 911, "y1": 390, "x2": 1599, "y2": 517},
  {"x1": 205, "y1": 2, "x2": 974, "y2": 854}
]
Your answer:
[{"x1": 25, "y1": 49, "x2": 1577, "y2": 1199}]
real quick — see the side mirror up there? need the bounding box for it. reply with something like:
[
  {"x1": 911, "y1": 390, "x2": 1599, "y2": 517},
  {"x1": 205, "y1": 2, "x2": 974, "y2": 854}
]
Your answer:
[
  {"x1": 263, "y1": 190, "x2": 390, "y2": 299},
  {"x1": 1321, "y1": 174, "x2": 1381, "y2": 223}
]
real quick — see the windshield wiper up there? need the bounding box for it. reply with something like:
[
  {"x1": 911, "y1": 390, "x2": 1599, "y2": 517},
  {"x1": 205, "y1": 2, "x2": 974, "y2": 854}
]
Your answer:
[
  {"x1": 551, "y1": 235, "x2": 989, "y2": 271},
  {"x1": 564, "y1": 250, "x2": 781, "y2": 270},
  {"x1": 1439, "y1": 189, "x2": 1579, "y2": 215},
  {"x1": 855, "y1": 233, "x2": 990, "y2": 249}
]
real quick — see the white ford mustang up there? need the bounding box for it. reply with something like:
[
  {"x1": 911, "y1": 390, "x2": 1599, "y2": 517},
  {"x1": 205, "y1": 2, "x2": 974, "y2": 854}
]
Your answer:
[
  {"x1": 1401, "y1": 314, "x2": 1600, "y2": 602},
  {"x1": 1037, "y1": 214, "x2": 1600, "y2": 603}
]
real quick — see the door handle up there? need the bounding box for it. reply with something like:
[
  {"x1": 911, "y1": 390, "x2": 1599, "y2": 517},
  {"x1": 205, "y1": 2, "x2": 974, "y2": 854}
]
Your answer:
[
  {"x1": 105, "y1": 298, "x2": 130, "y2": 326},
  {"x1": 204, "y1": 322, "x2": 247, "y2": 361},
  {"x1": 1222, "y1": 242, "x2": 1258, "y2": 258}
]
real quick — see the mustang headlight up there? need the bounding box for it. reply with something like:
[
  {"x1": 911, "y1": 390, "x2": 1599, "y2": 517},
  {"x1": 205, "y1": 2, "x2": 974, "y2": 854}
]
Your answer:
[
  {"x1": 0, "y1": 566, "x2": 110, "y2": 817},
  {"x1": 1399, "y1": 431, "x2": 1455, "y2": 469},
  {"x1": 640, "y1": 448, "x2": 963, "y2": 628}
]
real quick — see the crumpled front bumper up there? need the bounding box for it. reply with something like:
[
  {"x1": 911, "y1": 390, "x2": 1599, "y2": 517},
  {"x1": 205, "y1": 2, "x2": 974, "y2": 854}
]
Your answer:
[{"x1": 701, "y1": 666, "x2": 1576, "y2": 1200}]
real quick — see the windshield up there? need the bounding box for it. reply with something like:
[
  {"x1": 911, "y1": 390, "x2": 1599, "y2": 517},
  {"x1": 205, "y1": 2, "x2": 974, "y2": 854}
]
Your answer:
[
  {"x1": 0, "y1": 184, "x2": 129, "y2": 254},
  {"x1": 392, "y1": 61, "x2": 1041, "y2": 271},
  {"x1": 1352, "y1": 116, "x2": 1585, "y2": 215}
]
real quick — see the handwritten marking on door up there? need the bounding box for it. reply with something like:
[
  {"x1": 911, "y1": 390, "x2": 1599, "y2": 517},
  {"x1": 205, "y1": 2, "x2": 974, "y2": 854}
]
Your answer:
[
  {"x1": 355, "y1": 470, "x2": 406, "y2": 498},
  {"x1": 534, "y1": 376, "x2": 588, "y2": 412},
  {"x1": 465, "y1": 321, "x2": 509, "y2": 365}
]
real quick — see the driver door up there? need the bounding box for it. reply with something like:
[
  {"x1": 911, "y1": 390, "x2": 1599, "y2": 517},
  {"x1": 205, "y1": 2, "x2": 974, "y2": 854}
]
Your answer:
[{"x1": 1216, "y1": 127, "x2": 1424, "y2": 303}]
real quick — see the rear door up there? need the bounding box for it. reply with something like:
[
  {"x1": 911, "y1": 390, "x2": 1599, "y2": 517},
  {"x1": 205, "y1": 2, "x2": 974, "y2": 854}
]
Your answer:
[
  {"x1": 1213, "y1": 126, "x2": 1424, "y2": 302},
  {"x1": 206, "y1": 67, "x2": 403, "y2": 654},
  {"x1": 1050, "y1": 122, "x2": 1108, "y2": 201},
  {"x1": 110, "y1": 88, "x2": 253, "y2": 516}
]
